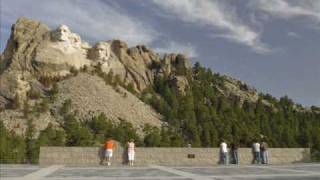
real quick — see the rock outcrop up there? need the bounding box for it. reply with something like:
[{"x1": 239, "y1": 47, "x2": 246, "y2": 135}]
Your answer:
[
  {"x1": 169, "y1": 76, "x2": 189, "y2": 95},
  {"x1": 1, "y1": 110, "x2": 58, "y2": 137},
  {"x1": 109, "y1": 40, "x2": 158, "y2": 91},
  {"x1": 160, "y1": 53, "x2": 191, "y2": 76},
  {"x1": 0, "y1": 17, "x2": 49, "y2": 104},
  {"x1": 222, "y1": 76, "x2": 259, "y2": 105}
]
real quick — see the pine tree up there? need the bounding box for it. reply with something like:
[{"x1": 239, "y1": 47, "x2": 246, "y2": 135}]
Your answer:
[
  {"x1": 143, "y1": 124, "x2": 161, "y2": 147},
  {"x1": 25, "y1": 118, "x2": 37, "y2": 163},
  {"x1": 63, "y1": 114, "x2": 93, "y2": 146},
  {"x1": 160, "y1": 126, "x2": 171, "y2": 147},
  {"x1": 0, "y1": 121, "x2": 26, "y2": 163}
]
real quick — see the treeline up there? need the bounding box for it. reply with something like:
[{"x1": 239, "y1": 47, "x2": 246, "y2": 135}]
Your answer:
[
  {"x1": 0, "y1": 107, "x2": 175, "y2": 163},
  {"x1": 142, "y1": 62, "x2": 320, "y2": 160}
]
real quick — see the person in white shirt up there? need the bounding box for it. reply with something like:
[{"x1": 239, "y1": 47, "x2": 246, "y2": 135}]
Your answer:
[
  {"x1": 220, "y1": 140, "x2": 228, "y2": 165},
  {"x1": 127, "y1": 139, "x2": 135, "y2": 166},
  {"x1": 252, "y1": 140, "x2": 261, "y2": 164}
]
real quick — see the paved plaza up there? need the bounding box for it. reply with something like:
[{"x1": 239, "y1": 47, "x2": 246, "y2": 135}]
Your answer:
[{"x1": 1, "y1": 163, "x2": 320, "y2": 180}]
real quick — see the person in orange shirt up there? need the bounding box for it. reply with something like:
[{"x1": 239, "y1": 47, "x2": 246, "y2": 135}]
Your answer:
[{"x1": 103, "y1": 138, "x2": 115, "y2": 166}]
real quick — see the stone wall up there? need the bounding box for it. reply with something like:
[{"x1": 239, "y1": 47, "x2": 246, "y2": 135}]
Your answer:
[{"x1": 39, "y1": 146, "x2": 310, "y2": 166}]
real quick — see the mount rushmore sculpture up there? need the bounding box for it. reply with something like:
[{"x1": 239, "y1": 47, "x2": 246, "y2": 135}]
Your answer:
[{"x1": 0, "y1": 17, "x2": 191, "y2": 107}]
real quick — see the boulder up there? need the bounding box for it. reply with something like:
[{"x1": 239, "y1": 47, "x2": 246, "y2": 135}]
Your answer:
[{"x1": 169, "y1": 75, "x2": 189, "y2": 95}]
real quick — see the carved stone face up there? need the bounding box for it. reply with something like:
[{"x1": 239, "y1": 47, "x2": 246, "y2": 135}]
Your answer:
[
  {"x1": 90, "y1": 42, "x2": 110, "y2": 61},
  {"x1": 95, "y1": 43, "x2": 108, "y2": 59},
  {"x1": 52, "y1": 25, "x2": 71, "y2": 42}
]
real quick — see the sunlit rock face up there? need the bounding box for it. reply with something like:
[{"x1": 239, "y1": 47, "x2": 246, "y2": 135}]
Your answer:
[
  {"x1": 169, "y1": 75, "x2": 189, "y2": 95},
  {"x1": 0, "y1": 72, "x2": 31, "y2": 105},
  {"x1": 34, "y1": 24, "x2": 91, "y2": 76},
  {"x1": 50, "y1": 25, "x2": 90, "y2": 53},
  {"x1": 49, "y1": 24, "x2": 88, "y2": 54},
  {"x1": 0, "y1": 17, "x2": 48, "y2": 104},
  {"x1": 88, "y1": 42, "x2": 111, "y2": 63},
  {"x1": 89, "y1": 41, "x2": 127, "y2": 81},
  {"x1": 51, "y1": 25, "x2": 70, "y2": 42}
]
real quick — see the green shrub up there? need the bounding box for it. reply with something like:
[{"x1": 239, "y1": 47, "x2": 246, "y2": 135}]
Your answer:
[{"x1": 27, "y1": 88, "x2": 41, "y2": 99}]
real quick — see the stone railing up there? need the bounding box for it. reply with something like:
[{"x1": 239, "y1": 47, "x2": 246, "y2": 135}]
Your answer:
[{"x1": 39, "y1": 146, "x2": 310, "y2": 166}]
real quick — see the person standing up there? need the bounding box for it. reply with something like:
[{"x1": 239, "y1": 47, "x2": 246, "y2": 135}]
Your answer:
[
  {"x1": 104, "y1": 138, "x2": 115, "y2": 166},
  {"x1": 231, "y1": 143, "x2": 239, "y2": 164},
  {"x1": 261, "y1": 140, "x2": 269, "y2": 164},
  {"x1": 220, "y1": 140, "x2": 228, "y2": 165},
  {"x1": 252, "y1": 140, "x2": 261, "y2": 164},
  {"x1": 127, "y1": 139, "x2": 135, "y2": 166}
]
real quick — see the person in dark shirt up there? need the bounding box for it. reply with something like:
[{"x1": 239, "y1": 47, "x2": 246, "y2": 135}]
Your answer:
[{"x1": 231, "y1": 143, "x2": 239, "y2": 164}]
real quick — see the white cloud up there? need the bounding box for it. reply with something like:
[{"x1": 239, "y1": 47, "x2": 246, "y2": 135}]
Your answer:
[
  {"x1": 1, "y1": 0, "x2": 159, "y2": 46},
  {"x1": 287, "y1": 32, "x2": 300, "y2": 38},
  {"x1": 154, "y1": 41, "x2": 198, "y2": 58},
  {"x1": 251, "y1": 0, "x2": 320, "y2": 22},
  {"x1": 152, "y1": 0, "x2": 271, "y2": 54}
]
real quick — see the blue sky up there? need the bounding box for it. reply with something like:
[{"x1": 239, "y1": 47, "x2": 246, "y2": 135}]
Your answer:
[{"x1": 1, "y1": 0, "x2": 320, "y2": 106}]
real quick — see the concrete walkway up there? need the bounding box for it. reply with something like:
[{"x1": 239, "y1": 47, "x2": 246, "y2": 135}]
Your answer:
[{"x1": 1, "y1": 163, "x2": 320, "y2": 180}]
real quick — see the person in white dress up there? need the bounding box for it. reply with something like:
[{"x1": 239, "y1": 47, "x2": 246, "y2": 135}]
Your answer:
[{"x1": 128, "y1": 139, "x2": 135, "y2": 166}]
